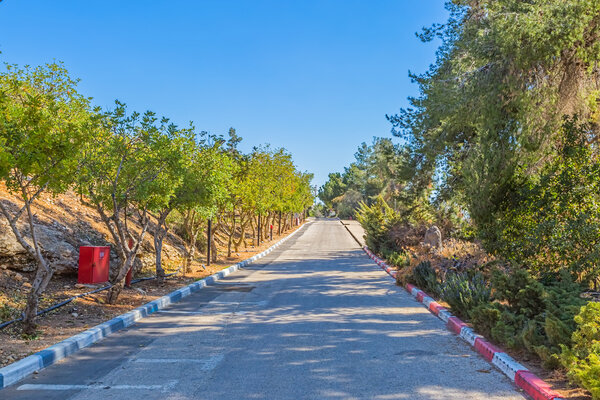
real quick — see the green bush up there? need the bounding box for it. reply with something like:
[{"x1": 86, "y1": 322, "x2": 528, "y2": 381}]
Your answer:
[
  {"x1": 470, "y1": 302, "x2": 502, "y2": 338},
  {"x1": 561, "y1": 302, "x2": 600, "y2": 400},
  {"x1": 384, "y1": 250, "x2": 410, "y2": 269},
  {"x1": 491, "y1": 268, "x2": 546, "y2": 319},
  {"x1": 486, "y1": 120, "x2": 600, "y2": 288},
  {"x1": 410, "y1": 261, "x2": 439, "y2": 296},
  {"x1": 356, "y1": 197, "x2": 400, "y2": 254},
  {"x1": 470, "y1": 268, "x2": 585, "y2": 369},
  {"x1": 0, "y1": 303, "x2": 19, "y2": 321},
  {"x1": 439, "y1": 271, "x2": 491, "y2": 319}
]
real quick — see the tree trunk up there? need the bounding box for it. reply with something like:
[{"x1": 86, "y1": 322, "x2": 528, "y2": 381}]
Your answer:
[
  {"x1": 210, "y1": 229, "x2": 217, "y2": 263},
  {"x1": 233, "y1": 214, "x2": 247, "y2": 253},
  {"x1": 22, "y1": 256, "x2": 53, "y2": 334},
  {"x1": 257, "y1": 213, "x2": 261, "y2": 246},
  {"x1": 0, "y1": 187, "x2": 54, "y2": 335},
  {"x1": 278, "y1": 211, "x2": 282, "y2": 235},
  {"x1": 185, "y1": 238, "x2": 197, "y2": 273},
  {"x1": 182, "y1": 209, "x2": 201, "y2": 274},
  {"x1": 154, "y1": 234, "x2": 166, "y2": 281},
  {"x1": 107, "y1": 253, "x2": 135, "y2": 304},
  {"x1": 262, "y1": 212, "x2": 269, "y2": 241},
  {"x1": 154, "y1": 210, "x2": 170, "y2": 282},
  {"x1": 101, "y1": 206, "x2": 150, "y2": 305}
]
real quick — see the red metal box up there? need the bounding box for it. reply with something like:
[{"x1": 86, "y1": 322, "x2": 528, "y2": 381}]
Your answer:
[{"x1": 78, "y1": 246, "x2": 110, "y2": 284}]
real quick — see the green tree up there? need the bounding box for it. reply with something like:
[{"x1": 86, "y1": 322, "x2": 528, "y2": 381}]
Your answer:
[
  {"x1": 177, "y1": 136, "x2": 232, "y2": 269},
  {"x1": 148, "y1": 123, "x2": 195, "y2": 280},
  {"x1": 388, "y1": 1, "x2": 600, "y2": 242},
  {"x1": 492, "y1": 118, "x2": 600, "y2": 284},
  {"x1": 80, "y1": 102, "x2": 181, "y2": 304},
  {"x1": 319, "y1": 172, "x2": 346, "y2": 210},
  {"x1": 0, "y1": 63, "x2": 95, "y2": 333}
]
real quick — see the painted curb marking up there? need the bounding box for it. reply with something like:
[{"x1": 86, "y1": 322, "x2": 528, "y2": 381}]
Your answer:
[
  {"x1": 474, "y1": 337, "x2": 503, "y2": 362},
  {"x1": 492, "y1": 352, "x2": 528, "y2": 382},
  {"x1": 447, "y1": 316, "x2": 468, "y2": 335},
  {"x1": 515, "y1": 371, "x2": 564, "y2": 400},
  {"x1": 361, "y1": 245, "x2": 566, "y2": 400},
  {"x1": 0, "y1": 223, "x2": 310, "y2": 390}
]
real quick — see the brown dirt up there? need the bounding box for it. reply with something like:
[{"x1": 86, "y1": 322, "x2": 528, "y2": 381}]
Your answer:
[{"x1": 0, "y1": 224, "x2": 304, "y2": 368}]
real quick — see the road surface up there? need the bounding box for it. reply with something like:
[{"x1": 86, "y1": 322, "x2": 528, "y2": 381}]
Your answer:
[{"x1": 1, "y1": 219, "x2": 524, "y2": 399}]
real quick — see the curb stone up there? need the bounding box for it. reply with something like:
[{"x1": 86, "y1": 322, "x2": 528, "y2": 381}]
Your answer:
[
  {"x1": 0, "y1": 222, "x2": 310, "y2": 390},
  {"x1": 361, "y1": 245, "x2": 566, "y2": 400}
]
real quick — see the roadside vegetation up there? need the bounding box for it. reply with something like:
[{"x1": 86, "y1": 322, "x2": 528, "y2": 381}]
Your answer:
[
  {"x1": 0, "y1": 62, "x2": 313, "y2": 335},
  {"x1": 321, "y1": 1, "x2": 600, "y2": 398}
]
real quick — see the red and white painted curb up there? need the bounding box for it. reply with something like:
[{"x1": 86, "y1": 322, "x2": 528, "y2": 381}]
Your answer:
[{"x1": 362, "y1": 246, "x2": 565, "y2": 400}]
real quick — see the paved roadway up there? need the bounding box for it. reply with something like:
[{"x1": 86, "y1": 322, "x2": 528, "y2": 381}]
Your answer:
[{"x1": 1, "y1": 219, "x2": 524, "y2": 399}]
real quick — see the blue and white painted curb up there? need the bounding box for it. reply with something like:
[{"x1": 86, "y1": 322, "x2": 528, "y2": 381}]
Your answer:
[{"x1": 0, "y1": 222, "x2": 309, "y2": 390}]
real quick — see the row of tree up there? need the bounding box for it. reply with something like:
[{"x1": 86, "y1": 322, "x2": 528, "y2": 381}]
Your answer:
[{"x1": 0, "y1": 62, "x2": 313, "y2": 333}]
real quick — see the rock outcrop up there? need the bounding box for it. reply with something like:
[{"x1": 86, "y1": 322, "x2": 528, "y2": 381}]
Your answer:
[{"x1": 424, "y1": 226, "x2": 443, "y2": 251}]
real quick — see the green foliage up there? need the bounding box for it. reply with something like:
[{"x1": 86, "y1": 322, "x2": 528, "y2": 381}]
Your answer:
[
  {"x1": 488, "y1": 119, "x2": 600, "y2": 286},
  {"x1": 386, "y1": 1, "x2": 600, "y2": 290},
  {"x1": 355, "y1": 196, "x2": 401, "y2": 254},
  {"x1": 470, "y1": 302, "x2": 502, "y2": 339},
  {"x1": 439, "y1": 271, "x2": 490, "y2": 320},
  {"x1": 0, "y1": 62, "x2": 94, "y2": 194},
  {"x1": 410, "y1": 261, "x2": 439, "y2": 296},
  {"x1": 334, "y1": 189, "x2": 363, "y2": 219},
  {"x1": 383, "y1": 250, "x2": 410, "y2": 269},
  {"x1": 0, "y1": 302, "x2": 19, "y2": 321},
  {"x1": 319, "y1": 172, "x2": 346, "y2": 209},
  {"x1": 309, "y1": 203, "x2": 327, "y2": 217},
  {"x1": 491, "y1": 268, "x2": 546, "y2": 319},
  {"x1": 319, "y1": 137, "x2": 423, "y2": 219},
  {"x1": 471, "y1": 268, "x2": 585, "y2": 368},
  {"x1": 561, "y1": 302, "x2": 600, "y2": 400},
  {"x1": 0, "y1": 62, "x2": 97, "y2": 331},
  {"x1": 391, "y1": 0, "x2": 600, "y2": 218}
]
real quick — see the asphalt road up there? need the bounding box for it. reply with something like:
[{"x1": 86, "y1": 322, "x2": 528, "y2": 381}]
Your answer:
[{"x1": 1, "y1": 219, "x2": 524, "y2": 399}]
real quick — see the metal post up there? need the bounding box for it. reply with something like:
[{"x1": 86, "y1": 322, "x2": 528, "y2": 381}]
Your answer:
[{"x1": 207, "y1": 219, "x2": 211, "y2": 266}]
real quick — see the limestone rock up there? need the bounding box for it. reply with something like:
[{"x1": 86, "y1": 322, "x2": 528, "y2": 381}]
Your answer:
[
  {"x1": 0, "y1": 219, "x2": 28, "y2": 257},
  {"x1": 0, "y1": 218, "x2": 78, "y2": 274},
  {"x1": 424, "y1": 226, "x2": 443, "y2": 251}
]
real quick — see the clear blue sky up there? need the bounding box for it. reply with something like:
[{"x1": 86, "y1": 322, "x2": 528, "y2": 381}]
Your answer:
[{"x1": 0, "y1": 1, "x2": 447, "y2": 187}]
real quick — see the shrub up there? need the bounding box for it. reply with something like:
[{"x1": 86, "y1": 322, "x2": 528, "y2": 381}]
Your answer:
[
  {"x1": 561, "y1": 302, "x2": 600, "y2": 400},
  {"x1": 470, "y1": 268, "x2": 585, "y2": 368},
  {"x1": 410, "y1": 261, "x2": 439, "y2": 296},
  {"x1": 385, "y1": 250, "x2": 410, "y2": 269},
  {"x1": 439, "y1": 271, "x2": 491, "y2": 319},
  {"x1": 491, "y1": 268, "x2": 546, "y2": 319},
  {"x1": 470, "y1": 302, "x2": 502, "y2": 338},
  {"x1": 486, "y1": 120, "x2": 600, "y2": 288},
  {"x1": 356, "y1": 197, "x2": 400, "y2": 254},
  {"x1": 0, "y1": 303, "x2": 19, "y2": 321}
]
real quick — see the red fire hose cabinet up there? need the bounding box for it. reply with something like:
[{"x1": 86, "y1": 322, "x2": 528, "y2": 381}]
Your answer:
[{"x1": 78, "y1": 246, "x2": 110, "y2": 284}]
